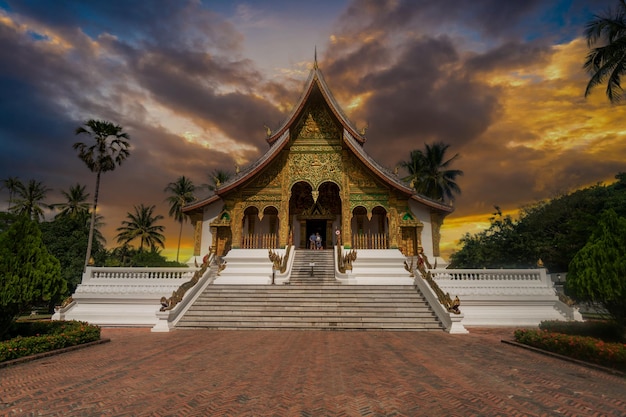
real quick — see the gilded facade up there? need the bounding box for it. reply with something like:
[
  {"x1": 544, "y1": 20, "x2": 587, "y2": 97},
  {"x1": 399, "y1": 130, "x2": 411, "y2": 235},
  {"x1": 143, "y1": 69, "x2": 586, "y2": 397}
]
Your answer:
[{"x1": 184, "y1": 66, "x2": 454, "y2": 259}]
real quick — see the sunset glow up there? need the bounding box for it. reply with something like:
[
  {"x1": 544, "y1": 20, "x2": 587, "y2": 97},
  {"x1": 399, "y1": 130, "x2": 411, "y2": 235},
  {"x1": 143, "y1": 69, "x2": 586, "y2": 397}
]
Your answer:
[{"x1": 0, "y1": 0, "x2": 623, "y2": 261}]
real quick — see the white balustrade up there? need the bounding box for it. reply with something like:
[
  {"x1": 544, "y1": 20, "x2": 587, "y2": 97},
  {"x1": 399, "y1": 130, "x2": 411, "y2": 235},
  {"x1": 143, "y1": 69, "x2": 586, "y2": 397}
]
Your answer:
[{"x1": 430, "y1": 268, "x2": 546, "y2": 283}]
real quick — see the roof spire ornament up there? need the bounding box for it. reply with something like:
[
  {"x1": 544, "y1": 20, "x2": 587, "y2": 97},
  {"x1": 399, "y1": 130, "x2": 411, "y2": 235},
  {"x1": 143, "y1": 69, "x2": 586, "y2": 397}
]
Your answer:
[{"x1": 314, "y1": 46, "x2": 318, "y2": 69}]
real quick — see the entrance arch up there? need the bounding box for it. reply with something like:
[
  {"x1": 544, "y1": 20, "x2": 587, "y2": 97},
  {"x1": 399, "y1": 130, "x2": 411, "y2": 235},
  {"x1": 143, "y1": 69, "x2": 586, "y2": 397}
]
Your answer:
[
  {"x1": 351, "y1": 205, "x2": 389, "y2": 249},
  {"x1": 289, "y1": 181, "x2": 342, "y2": 248}
]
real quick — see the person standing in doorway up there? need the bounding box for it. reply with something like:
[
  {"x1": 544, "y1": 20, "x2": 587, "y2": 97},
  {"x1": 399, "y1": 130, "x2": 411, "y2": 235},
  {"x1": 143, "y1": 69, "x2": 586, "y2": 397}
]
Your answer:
[
  {"x1": 315, "y1": 232, "x2": 322, "y2": 250},
  {"x1": 309, "y1": 232, "x2": 316, "y2": 250}
]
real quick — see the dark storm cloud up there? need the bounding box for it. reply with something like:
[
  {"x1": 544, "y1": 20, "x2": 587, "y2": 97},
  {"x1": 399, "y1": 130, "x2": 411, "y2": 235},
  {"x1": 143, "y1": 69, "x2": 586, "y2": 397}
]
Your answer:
[
  {"x1": 465, "y1": 41, "x2": 552, "y2": 74},
  {"x1": 337, "y1": 0, "x2": 543, "y2": 40},
  {"x1": 130, "y1": 49, "x2": 283, "y2": 151},
  {"x1": 324, "y1": 34, "x2": 500, "y2": 169},
  {"x1": 5, "y1": 0, "x2": 242, "y2": 52}
]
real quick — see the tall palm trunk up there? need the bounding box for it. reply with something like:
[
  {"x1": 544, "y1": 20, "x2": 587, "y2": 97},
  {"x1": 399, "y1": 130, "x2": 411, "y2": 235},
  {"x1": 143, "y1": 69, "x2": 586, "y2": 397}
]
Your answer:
[
  {"x1": 176, "y1": 220, "x2": 183, "y2": 262},
  {"x1": 84, "y1": 170, "x2": 101, "y2": 270}
]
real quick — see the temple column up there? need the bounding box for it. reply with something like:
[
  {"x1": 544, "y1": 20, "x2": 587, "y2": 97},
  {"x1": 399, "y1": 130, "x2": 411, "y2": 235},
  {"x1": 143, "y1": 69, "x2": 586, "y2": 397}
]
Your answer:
[{"x1": 231, "y1": 202, "x2": 243, "y2": 249}]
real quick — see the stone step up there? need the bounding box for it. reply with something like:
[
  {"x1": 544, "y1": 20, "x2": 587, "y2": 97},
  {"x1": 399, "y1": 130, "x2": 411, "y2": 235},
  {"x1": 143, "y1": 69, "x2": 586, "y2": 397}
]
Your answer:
[
  {"x1": 177, "y1": 283, "x2": 443, "y2": 331},
  {"x1": 178, "y1": 321, "x2": 443, "y2": 331}
]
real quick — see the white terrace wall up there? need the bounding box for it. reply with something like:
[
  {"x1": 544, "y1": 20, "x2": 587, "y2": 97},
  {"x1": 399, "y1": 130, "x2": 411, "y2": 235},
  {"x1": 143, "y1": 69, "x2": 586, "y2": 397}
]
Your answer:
[
  {"x1": 430, "y1": 268, "x2": 583, "y2": 327},
  {"x1": 53, "y1": 267, "x2": 199, "y2": 327}
]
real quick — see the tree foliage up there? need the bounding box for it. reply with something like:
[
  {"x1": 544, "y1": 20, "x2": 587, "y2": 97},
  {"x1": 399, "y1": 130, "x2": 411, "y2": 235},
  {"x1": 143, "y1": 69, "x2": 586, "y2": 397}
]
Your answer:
[
  {"x1": 0, "y1": 217, "x2": 66, "y2": 338},
  {"x1": 164, "y1": 176, "x2": 196, "y2": 262},
  {"x1": 449, "y1": 173, "x2": 626, "y2": 271},
  {"x1": 10, "y1": 179, "x2": 51, "y2": 221},
  {"x1": 399, "y1": 142, "x2": 463, "y2": 202},
  {"x1": 51, "y1": 183, "x2": 90, "y2": 219},
  {"x1": 40, "y1": 212, "x2": 106, "y2": 293},
  {"x1": 115, "y1": 204, "x2": 165, "y2": 252},
  {"x1": 105, "y1": 244, "x2": 184, "y2": 267},
  {"x1": 74, "y1": 119, "x2": 130, "y2": 269},
  {"x1": 567, "y1": 209, "x2": 626, "y2": 326},
  {"x1": 584, "y1": 0, "x2": 626, "y2": 103},
  {"x1": 203, "y1": 169, "x2": 231, "y2": 191}
]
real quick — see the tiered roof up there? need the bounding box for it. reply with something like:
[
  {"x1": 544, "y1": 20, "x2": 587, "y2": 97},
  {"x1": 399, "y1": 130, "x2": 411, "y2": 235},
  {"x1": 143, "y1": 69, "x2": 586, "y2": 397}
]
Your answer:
[{"x1": 184, "y1": 65, "x2": 454, "y2": 214}]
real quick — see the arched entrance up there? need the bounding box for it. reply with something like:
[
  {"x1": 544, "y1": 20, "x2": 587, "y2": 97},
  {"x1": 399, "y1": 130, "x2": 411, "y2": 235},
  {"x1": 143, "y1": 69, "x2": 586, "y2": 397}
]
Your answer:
[
  {"x1": 241, "y1": 206, "x2": 279, "y2": 248},
  {"x1": 289, "y1": 181, "x2": 341, "y2": 249},
  {"x1": 351, "y1": 205, "x2": 389, "y2": 249}
]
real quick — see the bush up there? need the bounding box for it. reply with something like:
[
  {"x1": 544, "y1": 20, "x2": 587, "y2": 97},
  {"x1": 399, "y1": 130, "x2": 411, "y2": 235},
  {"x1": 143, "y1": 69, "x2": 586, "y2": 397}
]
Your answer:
[
  {"x1": 539, "y1": 320, "x2": 625, "y2": 343},
  {"x1": 0, "y1": 216, "x2": 67, "y2": 338},
  {"x1": 0, "y1": 320, "x2": 101, "y2": 362},
  {"x1": 567, "y1": 209, "x2": 626, "y2": 327},
  {"x1": 514, "y1": 328, "x2": 626, "y2": 371}
]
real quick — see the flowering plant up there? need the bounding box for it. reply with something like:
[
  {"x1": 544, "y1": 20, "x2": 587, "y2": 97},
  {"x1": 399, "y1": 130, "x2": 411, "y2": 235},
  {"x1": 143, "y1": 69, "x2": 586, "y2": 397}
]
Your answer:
[
  {"x1": 514, "y1": 328, "x2": 626, "y2": 371},
  {"x1": 0, "y1": 321, "x2": 100, "y2": 363}
]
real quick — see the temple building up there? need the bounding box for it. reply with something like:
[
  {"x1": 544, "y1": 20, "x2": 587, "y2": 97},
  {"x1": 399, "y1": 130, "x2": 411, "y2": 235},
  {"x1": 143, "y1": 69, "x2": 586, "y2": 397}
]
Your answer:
[
  {"x1": 183, "y1": 64, "x2": 454, "y2": 262},
  {"x1": 56, "y1": 64, "x2": 581, "y2": 332}
]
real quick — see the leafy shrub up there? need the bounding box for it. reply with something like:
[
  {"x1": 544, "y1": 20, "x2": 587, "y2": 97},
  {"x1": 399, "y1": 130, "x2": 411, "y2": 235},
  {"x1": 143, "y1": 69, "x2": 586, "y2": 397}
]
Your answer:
[
  {"x1": 0, "y1": 320, "x2": 100, "y2": 362},
  {"x1": 514, "y1": 328, "x2": 626, "y2": 371},
  {"x1": 539, "y1": 320, "x2": 625, "y2": 343}
]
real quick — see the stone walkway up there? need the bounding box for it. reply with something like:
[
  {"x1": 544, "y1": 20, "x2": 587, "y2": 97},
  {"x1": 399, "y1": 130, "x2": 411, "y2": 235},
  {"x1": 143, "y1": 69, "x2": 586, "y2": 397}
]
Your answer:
[{"x1": 1, "y1": 328, "x2": 625, "y2": 416}]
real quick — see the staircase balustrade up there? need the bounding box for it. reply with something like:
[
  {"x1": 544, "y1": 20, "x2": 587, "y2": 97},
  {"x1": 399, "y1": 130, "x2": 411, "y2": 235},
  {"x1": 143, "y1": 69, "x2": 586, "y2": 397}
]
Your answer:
[
  {"x1": 241, "y1": 233, "x2": 278, "y2": 249},
  {"x1": 351, "y1": 232, "x2": 388, "y2": 249}
]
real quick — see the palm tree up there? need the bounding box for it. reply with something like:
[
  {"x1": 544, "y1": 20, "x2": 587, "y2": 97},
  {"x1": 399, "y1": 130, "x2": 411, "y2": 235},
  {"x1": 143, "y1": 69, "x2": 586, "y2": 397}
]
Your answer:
[
  {"x1": 10, "y1": 179, "x2": 50, "y2": 221},
  {"x1": 399, "y1": 142, "x2": 463, "y2": 203},
  {"x1": 2, "y1": 176, "x2": 22, "y2": 210},
  {"x1": 74, "y1": 119, "x2": 130, "y2": 269},
  {"x1": 164, "y1": 176, "x2": 196, "y2": 262},
  {"x1": 116, "y1": 204, "x2": 165, "y2": 252},
  {"x1": 203, "y1": 169, "x2": 231, "y2": 191},
  {"x1": 584, "y1": 0, "x2": 626, "y2": 103},
  {"x1": 52, "y1": 183, "x2": 90, "y2": 219}
]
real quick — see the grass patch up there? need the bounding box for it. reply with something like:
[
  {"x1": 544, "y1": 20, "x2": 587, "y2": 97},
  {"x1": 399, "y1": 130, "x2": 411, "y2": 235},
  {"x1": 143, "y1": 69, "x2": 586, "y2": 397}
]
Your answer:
[{"x1": 0, "y1": 320, "x2": 101, "y2": 363}]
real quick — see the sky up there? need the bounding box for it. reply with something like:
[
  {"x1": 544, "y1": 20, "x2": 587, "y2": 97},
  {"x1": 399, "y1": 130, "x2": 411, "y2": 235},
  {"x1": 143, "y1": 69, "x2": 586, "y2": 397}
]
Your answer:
[{"x1": 0, "y1": 0, "x2": 624, "y2": 261}]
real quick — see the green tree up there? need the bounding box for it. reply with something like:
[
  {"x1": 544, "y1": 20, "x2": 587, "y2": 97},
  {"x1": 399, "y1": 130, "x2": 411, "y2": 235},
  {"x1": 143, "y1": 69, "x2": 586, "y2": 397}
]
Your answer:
[
  {"x1": 0, "y1": 217, "x2": 66, "y2": 338},
  {"x1": 584, "y1": 0, "x2": 626, "y2": 103},
  {"x1": 449, "y1": 173, "x2": 626, "y2": 271},
  {"x1": 116, "y1": 204, "x2": 165, "y2": 252},
  {"x1": 164, "y1": 176, "x2": 196, "y2": 262},
  {"x1": 399, "y1": 142, "x2": 463, "y2": 202},
  {"x1": 51, "y1": 183, "x2": 90, "y2": 219},
  {"x1": 567, "y1": 209, "x2": 626, "y2": 327},
  {"x1": 40, "y1": 212, "x2": 105, "y2": 293},
  {"x1": 10, "y1": 179, "x2": 51, "y2": 221},
  {"x1": 2, "y1": 176, "x2": 22, "y2": 210},
  {"x1": 74, "y1": 119, "x2": 130, "y2": 269},
  {"x1": 204, "y1": 169, "x2": 231, "y2": 191}
]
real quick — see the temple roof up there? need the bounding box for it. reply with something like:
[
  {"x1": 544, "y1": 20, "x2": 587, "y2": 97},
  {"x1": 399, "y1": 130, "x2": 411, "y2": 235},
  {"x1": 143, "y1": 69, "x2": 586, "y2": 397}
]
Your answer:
[{"x1": 184, "y1": 65, "x2": 454, "y2": 215}]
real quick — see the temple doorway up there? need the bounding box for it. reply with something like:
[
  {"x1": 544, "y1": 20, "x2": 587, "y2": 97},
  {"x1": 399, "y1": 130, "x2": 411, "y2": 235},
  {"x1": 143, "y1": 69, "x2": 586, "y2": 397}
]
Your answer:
[
  {"x1": 290, "y1": 181, "x2": 341, "y2": 249},
  {"x1": 306, "y1": 220, "x2": 327, "y2": 249}
]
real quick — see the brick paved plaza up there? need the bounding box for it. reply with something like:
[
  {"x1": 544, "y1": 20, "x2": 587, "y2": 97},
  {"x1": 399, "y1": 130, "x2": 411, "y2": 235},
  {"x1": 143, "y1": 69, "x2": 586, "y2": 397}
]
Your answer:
[{"x1": 1, "y1": 328, "x2": 625, "y2": 416}]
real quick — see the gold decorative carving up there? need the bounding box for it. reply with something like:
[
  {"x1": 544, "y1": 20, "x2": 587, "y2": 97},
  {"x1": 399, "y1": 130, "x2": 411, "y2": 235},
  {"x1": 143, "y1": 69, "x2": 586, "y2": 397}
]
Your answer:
[
  {"x1": 160, "y1": 249, "x2": 214, "y2": 311},
  {"x1": 337, "y1": 246, "x2": 357, "y2": 272},
  {"x1": 193, "y1": 220, "x2": 202, "y2": 256},
  {"x1": 346, "y1": 158, "x2": 379, "y2": 188},
  {"x1": 251, "y1": 157, "x2": 284, "y2": 188},
  {"x1": 430, "y1": 212, "x2": 442, "y2": 257},
  {"x1": 293, "y1": 102, "x2": 340, "y2": 141},
  {"x1": 404, "y1": 258, "x2": 461, "y2": 314},
  {"x1": 268, "y1": 246, "x2": 291, "y2": 273},
  {"x1": 288, "y1": 152, "x2": 342, "y2": 189}
]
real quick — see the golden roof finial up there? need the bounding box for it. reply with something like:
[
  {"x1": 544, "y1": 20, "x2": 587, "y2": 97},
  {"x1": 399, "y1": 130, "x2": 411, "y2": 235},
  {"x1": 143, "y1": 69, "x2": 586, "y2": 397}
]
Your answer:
[{"x1": 314, "y1": 46, "x2": 318, "y2": 69}]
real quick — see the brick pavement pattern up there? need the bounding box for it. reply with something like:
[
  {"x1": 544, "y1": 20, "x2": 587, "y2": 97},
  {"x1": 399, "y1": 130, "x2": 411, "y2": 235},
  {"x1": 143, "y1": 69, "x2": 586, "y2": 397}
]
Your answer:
[{"x1": 1, "y1": 328, "x2": 625, "y2": 416}]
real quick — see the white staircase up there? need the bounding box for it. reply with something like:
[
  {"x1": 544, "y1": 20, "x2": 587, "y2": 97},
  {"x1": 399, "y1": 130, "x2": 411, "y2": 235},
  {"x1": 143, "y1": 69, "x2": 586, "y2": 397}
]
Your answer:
[
  {"x1": 176, "y1": 284, "x2": 443, "y2": 331},
  {"x1": 289, "y1": 249, "x2": 336, "y2": 285}
]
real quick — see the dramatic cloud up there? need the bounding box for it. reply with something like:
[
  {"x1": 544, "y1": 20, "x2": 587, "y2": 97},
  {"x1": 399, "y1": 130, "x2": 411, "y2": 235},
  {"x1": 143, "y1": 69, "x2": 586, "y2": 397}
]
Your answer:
[{"x1": 0, "y1": 0, "x2": 623, "y2": 260}]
